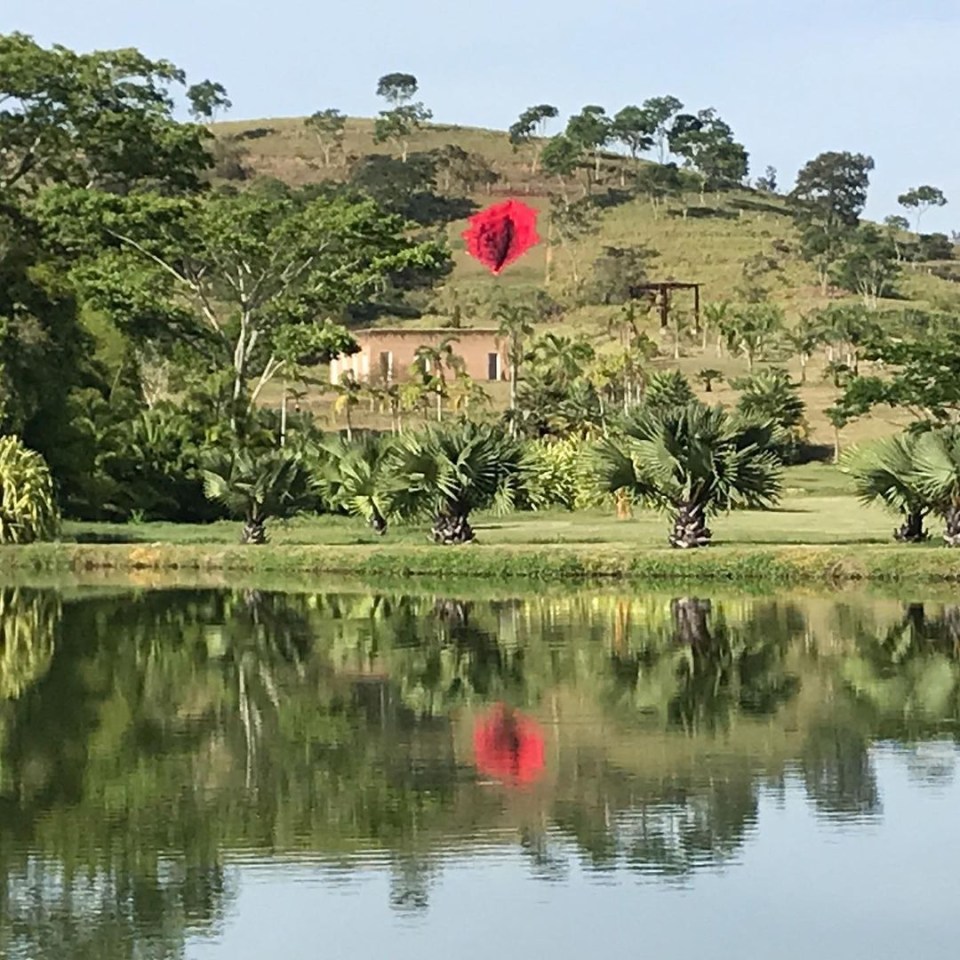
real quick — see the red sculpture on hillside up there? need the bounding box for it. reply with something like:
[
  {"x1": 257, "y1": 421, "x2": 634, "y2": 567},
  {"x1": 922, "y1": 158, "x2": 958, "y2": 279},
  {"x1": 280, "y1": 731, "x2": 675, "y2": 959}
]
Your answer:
[{"x1": 462, "y1": 199, "x2": 540, "y2": 275}]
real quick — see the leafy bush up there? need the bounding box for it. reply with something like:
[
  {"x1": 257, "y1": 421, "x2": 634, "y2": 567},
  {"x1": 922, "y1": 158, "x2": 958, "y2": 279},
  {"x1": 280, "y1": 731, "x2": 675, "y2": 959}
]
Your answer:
[
  {"x1": 520, "y1": 437, "x2": 601, "y2": 511},
  {"x1": 731, "y1": 368, "x2": 807, "y2": 464},
  {"x1": 0, "y1": 435, "x2": 61, "y2": 544},
  {"x1": 643, "y1": 370, "x2": 695, "y2": 413}
]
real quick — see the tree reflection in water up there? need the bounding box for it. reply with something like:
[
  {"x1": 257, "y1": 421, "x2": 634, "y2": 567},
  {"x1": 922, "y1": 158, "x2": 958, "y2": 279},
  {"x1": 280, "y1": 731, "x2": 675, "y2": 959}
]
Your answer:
[{"x1": 0, "y1": 587, "x2": 958, "y2": 954}]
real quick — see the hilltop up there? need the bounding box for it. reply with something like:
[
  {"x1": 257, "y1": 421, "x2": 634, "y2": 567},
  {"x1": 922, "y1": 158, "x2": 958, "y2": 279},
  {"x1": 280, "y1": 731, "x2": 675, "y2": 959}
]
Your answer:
[{"x1": 211, "y1": 116, "x2": 960, "y2": 446}]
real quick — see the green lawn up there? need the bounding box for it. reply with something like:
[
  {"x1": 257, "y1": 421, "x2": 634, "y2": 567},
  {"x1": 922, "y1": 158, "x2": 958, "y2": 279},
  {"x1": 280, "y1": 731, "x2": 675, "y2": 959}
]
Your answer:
[{"x1": 57, "y1": 464, "x2": 896, "y2": 550}]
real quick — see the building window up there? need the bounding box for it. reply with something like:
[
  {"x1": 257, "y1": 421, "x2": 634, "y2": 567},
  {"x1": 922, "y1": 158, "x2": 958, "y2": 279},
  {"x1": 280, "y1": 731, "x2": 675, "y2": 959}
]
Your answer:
[
  {"x1": 379, "y1": 351, "x2": 393, "y2": 383},
  {"x1": 487, "y1": 353, "x2": 500, "y2": 381}
]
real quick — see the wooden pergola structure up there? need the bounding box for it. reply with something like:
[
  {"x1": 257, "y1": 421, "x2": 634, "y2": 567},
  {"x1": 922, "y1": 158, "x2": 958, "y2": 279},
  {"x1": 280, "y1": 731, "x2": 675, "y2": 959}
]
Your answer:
[{"x1": 628, "y1": 281, "x2": 701, "y2": 329}]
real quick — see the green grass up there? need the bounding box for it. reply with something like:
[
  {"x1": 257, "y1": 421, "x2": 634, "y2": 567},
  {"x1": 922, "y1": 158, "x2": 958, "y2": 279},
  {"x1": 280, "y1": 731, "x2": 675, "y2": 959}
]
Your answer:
[{"x1": 3, "y1": 468, "x2": 959, "y2": 585}]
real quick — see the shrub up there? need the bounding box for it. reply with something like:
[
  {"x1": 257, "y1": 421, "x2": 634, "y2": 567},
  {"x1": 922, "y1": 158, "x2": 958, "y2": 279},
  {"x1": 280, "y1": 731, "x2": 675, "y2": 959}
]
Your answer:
[{"x1": 0, "y1": 435, "x2": 61, "y2": 544}]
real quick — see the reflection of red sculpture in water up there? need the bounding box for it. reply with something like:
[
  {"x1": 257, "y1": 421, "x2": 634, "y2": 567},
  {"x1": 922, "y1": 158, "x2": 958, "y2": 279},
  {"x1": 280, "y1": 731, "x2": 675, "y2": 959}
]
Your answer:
[{"x1": 473, "y1": 704, "x2": 545, "y2": 786}]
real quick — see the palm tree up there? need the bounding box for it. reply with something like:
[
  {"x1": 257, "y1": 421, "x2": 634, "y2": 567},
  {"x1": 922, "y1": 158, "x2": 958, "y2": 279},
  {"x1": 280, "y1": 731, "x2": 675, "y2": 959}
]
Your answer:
[
  {"x1": 783, "y1": 313, "x2": 825, "y2": 385},
  {"x1": 386, "y1": 420, "x2": 522, "y2": 544},
  {"x1": 842, "y1": 432, "x2": 932, "y2": 542},
  {"x1": 702, "y1": 300, "x2": 731, "y2": 355},
  {"x1": 202, "y1": 449, "x2": 316, "y2": 544},
  {"x1": 318, "y1": 435, "x2": 393, "y2": 534},
  {"x1": 495, "y1": 302, "x2": 536, "y2": 426},
  {"x1": 590, "y1": 402, "x2": 782, "y2": 548},
  {"x1": 331, "y1": 371, "x2": 363, "y2": 440},
  {"x1": 733, "y1": 368, "x2": 807, "y2": 463},
  {"x1": 412, "y1": 336, "x2": 462, "y2": 423},
  {"x1": 448, "y1": 370, "x2": 491, "y2": 418},
  {"x1": 912, "y1": 427, "x2": 960, "y2": 546},
  {"x1": 530, "y1": 332, "x2": 595, "y2": 385}
]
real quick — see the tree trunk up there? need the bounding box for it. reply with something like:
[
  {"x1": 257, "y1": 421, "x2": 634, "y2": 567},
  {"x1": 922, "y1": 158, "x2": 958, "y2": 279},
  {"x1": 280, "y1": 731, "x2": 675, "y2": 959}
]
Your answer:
[
  {"x1": 345, "y1": 406, "x2": 353, "y2": 442},
  {"x1": 894, "y1": 510, "x2": 928, "y2": 543},
  {"x1": 370, "y1": 506, "x2": 388, "y2": 536},
  {"x1": 671, "y1": 597, "x2": 713, "y2": 645},
  {"x1": 431, "y1": 510, "x2": 475, "y2": 545},
  {"x1": 669, "y1": 502, "x2": 712, "y2": 548},
  {"x1": 241, "y1": 517, "x2": 267, "y2": 545},
  {"x1": 944, "y1": 504, "x2": 960, "y2": 547},
  {"x1": 279, "y1": 380, "x2": 288, "y2": 447}
]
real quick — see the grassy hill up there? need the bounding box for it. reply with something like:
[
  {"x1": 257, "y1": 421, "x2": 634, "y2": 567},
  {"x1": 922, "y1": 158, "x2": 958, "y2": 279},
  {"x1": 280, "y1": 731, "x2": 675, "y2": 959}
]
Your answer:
[{"x1": 211, "y1": 116, "x2": 960, "y2": 447}]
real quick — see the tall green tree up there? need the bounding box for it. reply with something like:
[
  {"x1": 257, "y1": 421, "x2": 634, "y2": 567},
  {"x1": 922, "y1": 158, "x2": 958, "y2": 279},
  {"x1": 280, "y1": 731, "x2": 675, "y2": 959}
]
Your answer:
[
  {"x1": 565, "y1": 105, "x2": 612, "y2": 181},
  {"x1": 790, "y1": 151, "x2": 874, "y2": 294},
  {"x1": 373, "y1": 73, "x2": 432, "y2": 162},
  {"x1": 36, "y1": 184, "x2": 449, "y2": 429},
  {"x1": 669, "y1": 108, "x2": 748, "y2": 199},
  {"x1": 641, "y1": 95, "x2": 684, "y2": 163},
  {"x1": 611, "y1": 106, "x2": 655, "y2": 165},
  {"x1": 494, "y1": 301, "x2": 537, "y2": 426},
  {"x1": 0, "y1": 32, "x2": 212, "y2": 195},
  {"x1": 833, "y1": 224, "x2": 900, "y2": 308}
]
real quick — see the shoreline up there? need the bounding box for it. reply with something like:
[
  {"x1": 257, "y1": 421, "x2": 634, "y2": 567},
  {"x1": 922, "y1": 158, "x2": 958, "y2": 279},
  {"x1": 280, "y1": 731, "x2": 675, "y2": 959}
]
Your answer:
[{"x1": 1, "y1": 541, "x2": 959, "y2": 585}]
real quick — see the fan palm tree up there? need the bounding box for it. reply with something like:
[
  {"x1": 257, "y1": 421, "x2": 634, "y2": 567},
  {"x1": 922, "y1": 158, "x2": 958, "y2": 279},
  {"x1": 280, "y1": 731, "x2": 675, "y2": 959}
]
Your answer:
[
  {"x1": 912, "y1": 427, "x2": 960, "y2": 546},
  {"x1": 202, "y1": 449, "x2": 316, "y2": 544},
  {"x1": 317, "y1": 435, "x2": 393, "y2": 534},
  {"x1": 386, "y1": 420, "x2": 522, "y2": 544},
  {"x1": 841, "y1": 432, "x2": 932, "y2": 542},
  {"x1": 590, "y1": 402, "x2": 782, "y2": 548}
]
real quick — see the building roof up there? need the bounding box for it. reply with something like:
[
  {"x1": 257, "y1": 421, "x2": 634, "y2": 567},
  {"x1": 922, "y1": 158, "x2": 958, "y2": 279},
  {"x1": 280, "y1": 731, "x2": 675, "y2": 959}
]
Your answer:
[{"x1": 353, "y1": 327, "x2": 500, "y2": 337}]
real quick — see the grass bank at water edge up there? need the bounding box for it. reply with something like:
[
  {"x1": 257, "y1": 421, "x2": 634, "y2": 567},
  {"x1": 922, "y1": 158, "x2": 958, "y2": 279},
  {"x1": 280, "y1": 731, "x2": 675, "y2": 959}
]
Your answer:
[{"x1": 3, "y1": 541, "x2": 960, "y2": 585}]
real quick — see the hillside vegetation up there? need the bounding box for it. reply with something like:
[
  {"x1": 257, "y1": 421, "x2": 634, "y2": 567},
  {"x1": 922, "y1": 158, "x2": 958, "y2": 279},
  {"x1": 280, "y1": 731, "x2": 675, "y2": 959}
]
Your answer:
[{"x1": 211, "y1": 116, "x2": 959, "y2": 446}]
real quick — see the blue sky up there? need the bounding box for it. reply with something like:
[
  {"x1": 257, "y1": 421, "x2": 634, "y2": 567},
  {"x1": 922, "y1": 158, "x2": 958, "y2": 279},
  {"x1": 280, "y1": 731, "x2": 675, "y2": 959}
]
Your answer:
[{"x1": 11, "y1": 0, "x2": 958, "y2": 231}]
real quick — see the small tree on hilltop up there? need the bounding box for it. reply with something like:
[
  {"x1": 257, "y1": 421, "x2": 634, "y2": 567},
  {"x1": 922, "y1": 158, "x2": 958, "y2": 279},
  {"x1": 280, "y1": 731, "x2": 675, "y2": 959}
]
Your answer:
[
  {"x1": 509, "y1": 104, "x2": 559, "y2": 173},
  {"x1": 186, "y1": 79, "x2": 232, "y2": 124},
  {"x1": 565, "y1": 105, "x2": 613, "y2": 183},
  {"x1": 898, "y1": 185, "x2": 947, "y2": 233},
  {"x1": 373, "y1": 72, "x2": 432, "y2": 162},
  {"x1": 304, "y1": 109, "x2": 347, "y2": 167}
]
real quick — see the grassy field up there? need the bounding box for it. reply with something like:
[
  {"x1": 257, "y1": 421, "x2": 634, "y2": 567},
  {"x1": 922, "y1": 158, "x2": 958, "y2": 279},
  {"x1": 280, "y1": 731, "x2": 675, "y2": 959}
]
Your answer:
[
  {"x1": 3, "y1": 466, "x2": 960, "y2": 584},
  {"x1": 216, "y1": 115, "x2": 960, "y2": 450}
]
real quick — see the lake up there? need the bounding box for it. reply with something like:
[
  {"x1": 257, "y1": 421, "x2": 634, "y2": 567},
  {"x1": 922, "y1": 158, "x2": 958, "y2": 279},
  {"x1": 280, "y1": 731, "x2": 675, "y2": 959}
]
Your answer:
[{"x1": 0, "y1": 583, "x2": 958, "y2": 959}]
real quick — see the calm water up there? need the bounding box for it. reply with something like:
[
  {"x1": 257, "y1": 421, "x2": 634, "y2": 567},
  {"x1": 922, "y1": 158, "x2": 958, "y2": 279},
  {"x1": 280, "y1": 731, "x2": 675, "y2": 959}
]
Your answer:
[{"x1": 1, "y1": 585, "x2": 959, "y2": 959}]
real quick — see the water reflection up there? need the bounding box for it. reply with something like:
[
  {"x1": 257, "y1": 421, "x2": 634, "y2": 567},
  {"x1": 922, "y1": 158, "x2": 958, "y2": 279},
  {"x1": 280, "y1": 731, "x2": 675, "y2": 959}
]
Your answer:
[{"x1": 0, "y1": 585, "x2": 958, "y2": 957}]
